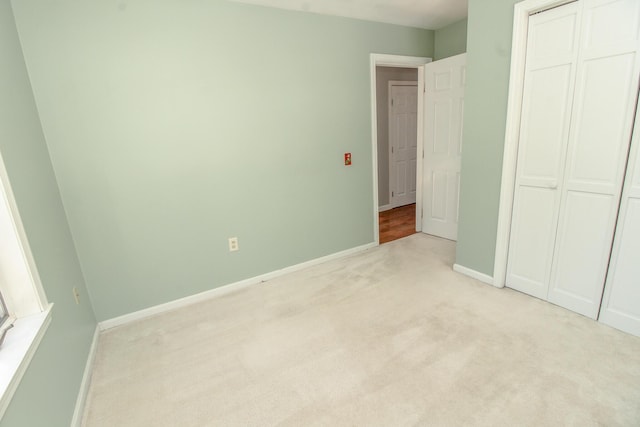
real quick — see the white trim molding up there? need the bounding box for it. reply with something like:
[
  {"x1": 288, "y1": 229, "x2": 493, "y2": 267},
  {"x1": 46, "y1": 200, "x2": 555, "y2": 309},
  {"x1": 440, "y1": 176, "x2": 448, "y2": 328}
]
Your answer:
[
  {"x1": 0, "y1": 150, "x2": 48, "y2": 316},
  {"x1": 370, "y1": 53, "x2": 431, "y2": 245},
  {"x1": 493, "y1": 0, "x2": 576, "y2": 289},
  {"x1": 100, "y1": 242, "x2": 377, "y2": 330},
  {"x1": 378, "y1": 204, "x2": 393, "y2": 212},
  {"x1": 0, "y1": 304, "x2": 52, "y2": 419},
  {"x1": 71, "y1": 326, "x2": 100, "y2": 427},
  {"x1": 453, "y1": 264, "x2": 494, "y2": 286},
  {"x1": 372, "y1": 54, "x2": 432, "y2": 68},
  {"x1": 0, "y1": 140, "x2": 53, "y2": 419}
]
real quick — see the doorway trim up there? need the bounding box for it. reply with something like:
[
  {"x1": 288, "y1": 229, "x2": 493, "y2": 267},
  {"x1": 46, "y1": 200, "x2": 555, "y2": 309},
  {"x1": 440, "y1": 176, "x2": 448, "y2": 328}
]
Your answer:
[
  {"x1": 492, "y1": 0, "x2": 578, "y2": 288},
  {"x1": 370, "y1": 54, "x2": 431, "y2": 245}
]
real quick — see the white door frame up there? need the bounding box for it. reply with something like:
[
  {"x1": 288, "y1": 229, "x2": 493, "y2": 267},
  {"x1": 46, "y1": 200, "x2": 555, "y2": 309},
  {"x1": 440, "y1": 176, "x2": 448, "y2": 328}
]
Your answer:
[
  {"x1": 493, "y1": 0, "x2": 578, "y2": 288},
  {"x1": 388, "y1": 80, "x2": 419, "y2": 209},
  {"x1": 370, "y1": 54, "x2": 431, "y2": 245}
]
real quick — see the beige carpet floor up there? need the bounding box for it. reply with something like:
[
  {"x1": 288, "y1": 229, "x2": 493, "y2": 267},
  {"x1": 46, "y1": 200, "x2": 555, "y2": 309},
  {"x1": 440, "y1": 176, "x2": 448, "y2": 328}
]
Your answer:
[{"x1": 82, "y1": 234, "x2": 640, "y2": 426}]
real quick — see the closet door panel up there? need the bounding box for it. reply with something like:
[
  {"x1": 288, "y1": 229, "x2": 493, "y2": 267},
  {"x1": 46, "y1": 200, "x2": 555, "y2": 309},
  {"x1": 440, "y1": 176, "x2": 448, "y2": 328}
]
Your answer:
[
  {"x1": 600, "y1": 100, "x2": 640, "y2": 337},
  {"x1": 601, "y1": 200, "x2": 640, "y2": 321},
  {"x1": 518, "y1": 66, "x2": 574, "y2": 185},
  {"x1": 506, "y1": 3, "x2": 580, "y2": 298},
  {"x1": 583, "y1": 0, "x2": 640, "y2": 53},
  {"x1": 507, "y1": 187, "x2": 558, "y2": 297},
  {"x1": 547, "y1": 0, "x2": 640, "y2": 318},
  {"x1": 564, "y1": 54, "x2": 637, "y2": 193},
  {"x1": 548, "y1": 191, "x2": 616, "y2": 317}
]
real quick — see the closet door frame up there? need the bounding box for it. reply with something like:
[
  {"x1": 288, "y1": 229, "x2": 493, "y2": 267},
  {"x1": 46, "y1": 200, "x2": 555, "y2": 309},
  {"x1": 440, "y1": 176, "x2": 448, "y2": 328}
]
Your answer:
[{"x1": 493, "y1": 0, "x2": 582, "y2": 289}]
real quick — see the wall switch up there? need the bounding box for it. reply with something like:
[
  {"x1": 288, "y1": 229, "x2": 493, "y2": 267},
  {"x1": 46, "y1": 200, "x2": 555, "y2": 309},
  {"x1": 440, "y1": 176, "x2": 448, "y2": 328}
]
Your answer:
[
  {"x1": 73, "y1": 287, "x2": 80, "y2": 304},
  {"x1": 228, "y1": 237, "x2": 239, "y2": 252}
]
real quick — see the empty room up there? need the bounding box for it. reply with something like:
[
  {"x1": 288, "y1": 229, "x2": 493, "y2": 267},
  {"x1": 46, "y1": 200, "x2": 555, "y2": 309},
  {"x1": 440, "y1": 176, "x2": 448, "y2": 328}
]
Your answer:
[{"x1": 1, "y1": 0, "x2": 639, "y2": 426}]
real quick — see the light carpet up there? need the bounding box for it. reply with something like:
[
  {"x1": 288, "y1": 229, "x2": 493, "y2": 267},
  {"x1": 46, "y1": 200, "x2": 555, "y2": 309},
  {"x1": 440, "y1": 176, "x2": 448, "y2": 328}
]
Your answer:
[{"x1": 82, "y1": 234, "x2": 640, "y2": 426}]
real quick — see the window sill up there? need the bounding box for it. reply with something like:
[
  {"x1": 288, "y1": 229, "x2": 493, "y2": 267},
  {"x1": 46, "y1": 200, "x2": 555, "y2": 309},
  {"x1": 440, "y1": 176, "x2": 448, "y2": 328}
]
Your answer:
[{"x1": 0, "y1": 304, "x2": 52, "y2": 419}]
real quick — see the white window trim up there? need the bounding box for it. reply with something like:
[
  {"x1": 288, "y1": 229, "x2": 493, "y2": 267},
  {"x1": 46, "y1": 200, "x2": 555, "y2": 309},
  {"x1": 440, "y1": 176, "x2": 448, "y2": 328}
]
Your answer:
[
  {"x1": 0, "y1": 305, "x2": 52, "y2": 418},
  {"x1": 0, "y1": 149, "x2": 50, "y2": 419}
]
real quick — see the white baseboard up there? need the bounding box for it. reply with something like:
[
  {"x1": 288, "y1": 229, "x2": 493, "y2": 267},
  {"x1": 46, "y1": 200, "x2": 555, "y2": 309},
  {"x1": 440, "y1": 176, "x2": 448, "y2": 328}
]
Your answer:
[
  {"x1": 453, "y1": 264, "x2": 495, "y2": 286},
  {"x1": 378, "y1": 204, "x2": 392, "y2": 212},
  {"x1": 71, "y1": 325, "x2": 99, "y2": 427},
  {"x1": 99, "y1": 242, "x2": 378, "y2": 331}
]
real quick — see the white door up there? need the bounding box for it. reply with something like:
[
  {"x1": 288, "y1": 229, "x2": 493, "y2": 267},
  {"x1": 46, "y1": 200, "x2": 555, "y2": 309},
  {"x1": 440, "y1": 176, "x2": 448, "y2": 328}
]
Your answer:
[
  {"x1": 506, "y1": 3, "x2": 581, "y2": 300},
  {"x1": 507, "y1": 0, "x2": 640, "y2": 319},
  {"x1": 389, "y1": 82, "x2": 418, "y2": 208},
  {"x1": 546, "y1": 0, "x2": 640, "y2": 318},
  {"x1": 599, "y1": 102, "x2": 640, "y2": 336},
  {"x1": 422, "y1": 53, "x2": 466, "y2": 241}
]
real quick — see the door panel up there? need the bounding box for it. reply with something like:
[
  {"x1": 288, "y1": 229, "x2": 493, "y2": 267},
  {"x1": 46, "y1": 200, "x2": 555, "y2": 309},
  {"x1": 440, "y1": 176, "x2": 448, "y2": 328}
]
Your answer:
[
  {"x1": 389, "y1": 84, "x2": 418, "y2": 208},
  {"x1": 583, "y1": 0, "x2": 640, "y2": 51},
  {"x1": 565, "y1": 54, "x2": 636, "y2": 190},
  {"x1": 518, "y1": 65, "x2": 574, "y2": 184},
  {"x1": 546, "y1": 0, "x2": 640, "y2": 318},
  {"x1": 600, "y1": 200, "x2": 640, "y2": 334},
  {"x1": 433, "y1": 101, "x2": 451, "y2": 154},
  {"x1": 600, "y1": 96, "x2": 640, "y2": 337},
  {"x1": 422, "y1": 53, "x2": 466, "y2": 241},
  {"x1": 507, "y1": 187, "x2": 559, "y2": 298},
  {"x1": 506, "y1": 2, "x2": 580, "y2": 296},
  {"x1": 548, "y1": 191, "x2": 617, "y2": 316}
]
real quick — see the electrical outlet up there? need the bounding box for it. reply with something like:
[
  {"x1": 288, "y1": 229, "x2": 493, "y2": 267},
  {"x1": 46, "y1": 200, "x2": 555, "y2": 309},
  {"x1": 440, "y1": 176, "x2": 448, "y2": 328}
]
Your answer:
[
  {"x1": 73, "y1": 287, "x2": 80, "y2": 305},
  {"x1": 228, "y1": 237, "x2": 239, "y2": 252}
]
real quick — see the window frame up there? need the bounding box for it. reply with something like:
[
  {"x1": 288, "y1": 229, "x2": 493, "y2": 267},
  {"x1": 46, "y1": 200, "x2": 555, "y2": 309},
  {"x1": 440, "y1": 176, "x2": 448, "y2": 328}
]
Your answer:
[
  {"x1": 0, "y1": 292, "x2": 11, "y2": 346},
  {"x1": 0, "y1": 150, "x2": 51, "y2": 419}
]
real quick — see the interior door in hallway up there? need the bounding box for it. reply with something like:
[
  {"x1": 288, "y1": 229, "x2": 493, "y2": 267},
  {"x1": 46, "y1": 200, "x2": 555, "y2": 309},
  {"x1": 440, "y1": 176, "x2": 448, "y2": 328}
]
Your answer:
[
  {"x1": 422, "y1": 53, "x2": 466, "y2": 241},
  {"x1": 388, "y1": 82, "x2": 418, "y2": 208}
]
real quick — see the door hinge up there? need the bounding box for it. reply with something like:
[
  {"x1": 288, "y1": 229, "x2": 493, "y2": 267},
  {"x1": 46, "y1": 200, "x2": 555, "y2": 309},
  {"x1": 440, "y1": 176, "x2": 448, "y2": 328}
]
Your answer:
[
  {"x1": 392, "y1": 191, "x2": 394, "y2": 197},
  {"x1": 391, "y1": 146, "x2": 394, "y2": 154},
  {"x1": 391, "y1": 98, "x2": 394, "y2": 106},
  {"x1": 421, "y1": 208, "x2": 424, "y2": 218}
]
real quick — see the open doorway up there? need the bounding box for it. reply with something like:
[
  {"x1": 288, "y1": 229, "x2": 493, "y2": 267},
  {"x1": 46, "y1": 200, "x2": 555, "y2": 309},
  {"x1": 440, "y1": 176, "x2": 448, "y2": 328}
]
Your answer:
[
  {"x1": 371, "y1": 54, "x2": 466, "y2": 246},
  {"x1": 377, "y1": 70, "x2": 418, "y2": 243},
  {"x1": 370, "y1": 54, "x2": 430, "y2": 245}
]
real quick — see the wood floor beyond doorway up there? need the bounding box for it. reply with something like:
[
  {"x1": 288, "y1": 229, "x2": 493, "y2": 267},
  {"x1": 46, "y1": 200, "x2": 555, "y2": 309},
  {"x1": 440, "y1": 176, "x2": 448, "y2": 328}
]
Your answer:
[{"x1": 379, "y1": 203, "x2": 416, "y2": 244}]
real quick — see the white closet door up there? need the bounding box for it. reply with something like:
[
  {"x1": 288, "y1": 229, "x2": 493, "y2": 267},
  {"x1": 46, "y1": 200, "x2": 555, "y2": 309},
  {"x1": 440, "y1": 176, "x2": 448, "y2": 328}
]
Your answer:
[
  {"x1": 547, "y1": 0, "x2": 640, "y2": 318},
  {"x1": 599, "y1": 99, "x2": 640, "y2": 336},
  {"x1": 506, "y1": 3, "x2": 581, "y2": 299}
]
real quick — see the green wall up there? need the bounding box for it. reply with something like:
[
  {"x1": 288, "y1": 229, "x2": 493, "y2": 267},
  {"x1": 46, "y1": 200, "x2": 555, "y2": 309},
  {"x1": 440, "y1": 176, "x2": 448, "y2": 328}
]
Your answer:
[
  {"x1": 0, "y1": 1, "x2": 97, "y2": 426},
  {"x1": 434, "y1": 18, "x2": 468, "y2": 60},
  {"x1": 456, "y1": 0, "x2": 521, "y2": 276},
  {"x1": 11, "y1": 0, "x2": 434, "y2": 321}
]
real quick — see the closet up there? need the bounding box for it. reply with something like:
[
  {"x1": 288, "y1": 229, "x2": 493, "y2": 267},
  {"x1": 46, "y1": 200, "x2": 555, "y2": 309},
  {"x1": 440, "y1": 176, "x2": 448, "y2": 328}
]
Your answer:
[{"x1": 506, "y1": 0, "x2": 640, "y2": 336}]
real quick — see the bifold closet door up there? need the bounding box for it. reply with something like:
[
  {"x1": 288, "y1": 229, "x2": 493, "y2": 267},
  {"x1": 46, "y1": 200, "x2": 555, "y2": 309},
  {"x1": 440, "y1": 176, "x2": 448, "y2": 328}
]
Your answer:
[
  {"x1": 599, "y1": 105, "x2": 640, "y2": 336},
  {"x1": 507, "y1": 0, "x2": 640, "y2": 319},
  {"x1": 506, "y1": 3, "x2": 580, "y2": 300},
  {"x1": 546, "y1": 0, "x2": 640, "y2": 318}
]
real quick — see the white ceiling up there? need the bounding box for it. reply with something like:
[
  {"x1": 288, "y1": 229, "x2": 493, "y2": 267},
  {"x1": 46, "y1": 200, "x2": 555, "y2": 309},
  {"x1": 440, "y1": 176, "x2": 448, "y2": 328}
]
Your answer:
[{"x1": 226, "y1": 0, "x2": 468, "y2": 30}]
